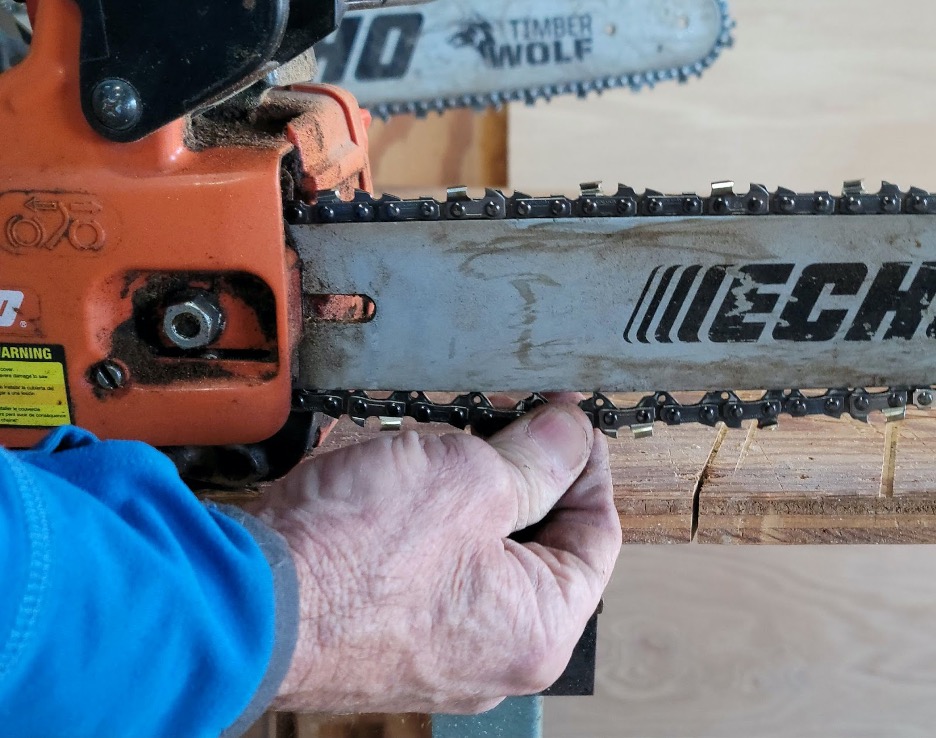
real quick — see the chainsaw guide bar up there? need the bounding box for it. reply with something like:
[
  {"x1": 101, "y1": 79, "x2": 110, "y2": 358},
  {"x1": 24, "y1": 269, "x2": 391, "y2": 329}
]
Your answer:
[{"x1": 289, "y1": 181, "x2": 936, "y2": 438}]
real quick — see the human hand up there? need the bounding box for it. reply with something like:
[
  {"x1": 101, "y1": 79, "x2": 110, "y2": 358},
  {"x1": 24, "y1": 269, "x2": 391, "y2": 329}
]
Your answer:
[{"x1": 246, "y1": 401, "x2": 621, "y2": 714}]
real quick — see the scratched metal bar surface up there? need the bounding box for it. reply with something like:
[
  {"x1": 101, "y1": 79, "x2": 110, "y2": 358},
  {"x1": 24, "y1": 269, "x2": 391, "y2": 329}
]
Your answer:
[{"x1": 294, "y1": 214, "x2": 936, "y2": 393}]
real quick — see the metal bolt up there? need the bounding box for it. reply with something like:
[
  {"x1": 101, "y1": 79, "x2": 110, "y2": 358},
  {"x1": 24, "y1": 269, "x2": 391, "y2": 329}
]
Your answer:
[
  {"x1": 683, "y1": 197, "x2": 701, "y2": 214},
  {"x1": 778, "y1": 195, "x2": 796, "y2": 213},
  {"x1": 616, "y1": 199, "x2": 636, "y2": 216},
  {"x1": 354, "y1": 203, "x2": 374, "y2": 221},
  {"x1": 603, "y1": 410, "x2": 618, "y2": 426},
  {"x1": 325, "y1": 397, "x2": 341, "y2": 413},
  {"x1": 647, "y1": 199, "x2": 663, "y2": 215},
  {"x1": 91, "y1": 78, "x2": 142, "y2": 131},
  {"x1": 516, "y1": 201, "x2": 531, "y2": 217},
  {"x1": 845, "y1": 195, "x2": 861, "y2": 213},
  {"x1": 912, "y1": 195, "x2": 930, "y2": 213},
  {"x1": 815, "y1": 195, "x2": 831, "y2": 212},
  {"x1": 824, "y1": 397, "x2": 843, "y2": 413},
  {"x1": 449, "y1": 202, "x2": 466, "y2": 218},
  {"x1": 352, "y1": 399, "x2": 367, "y2": 415},
  {"x1": 484, "y1": 201, "x2": 501, "y2": 218},
  {"x1": 747, "y1": 196, "x2": 765, "y2": 213},
  {"x1": 450, "y1": 408, "x2": 467, "y2": 423},
  {"x1": 284, "y1": 202, "x2": 306, "y2": 223},
  {"x1": 317, "y1": 205, "x2": 336, "y2": 223},
  {"x1": 385, "y1": 203, "x2": 402, "y2": 219},
  {"x1": 762, "y1": 401, "x2": 780, "y2": 417},
  {"x1": 91, "y1": 360, "x2": 126, "y2": 391},
  {"x1": 419, "y1": 202, "x2": 437, "y2": 218},
  {"x1": 853, "y1": 394, "x2": 871, "y2": 412},
  {"x1": 663, "y1": 407, "x2": 682, "y2": 424},
  {"x1": 881, "y1": 195, "x2": 897, "y2": 213},
  {"x1": 700, "y1": 406, "x2": 718, "y2": 423},
  {"x1": 635, "y1": 409, "x2": 652, "y2": 424},
  {"x1": 918, "y1": 390, "x2": 933, "y2": 407},
  {"x1": 712, "y1": 197, "x2": 728, "y2": 214},
  {"x1": 549, "y1": 199, "x2": 566, "y2": 216},
  {"x1": 888, "y1": 392, "x2": 904, "y2": 408},
  {"x1": 415, "y1": 405, "x2": 431, "y2": 421},
  {"x1": 163, "y1": 293, "x2": 224, "y2": 350},
  {"x1": 581, "y1": 199, "x2": 597, "y2": 216},
  {"x1": 789, "y1": 398, "x2": 808, "y2": 416},
  {"x1": 726, "y1": 404, "x2": 744, "y2": 420}
]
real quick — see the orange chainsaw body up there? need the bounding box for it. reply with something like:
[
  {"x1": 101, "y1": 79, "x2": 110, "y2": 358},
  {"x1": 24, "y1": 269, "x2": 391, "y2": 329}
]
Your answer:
[{"x1": 0, "y1": 0, "x2": 371, "y2": 448}]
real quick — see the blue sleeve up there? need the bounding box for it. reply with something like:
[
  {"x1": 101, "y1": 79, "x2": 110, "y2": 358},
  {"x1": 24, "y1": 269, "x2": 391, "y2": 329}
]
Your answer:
[{"x1": 0, "y1": 426, "x2": 298, "y2": 738}]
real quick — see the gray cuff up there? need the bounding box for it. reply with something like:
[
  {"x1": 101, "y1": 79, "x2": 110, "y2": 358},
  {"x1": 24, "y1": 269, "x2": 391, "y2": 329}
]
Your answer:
[{"x1": 214, "y1": 504, "x2": 300, "y2": 738}]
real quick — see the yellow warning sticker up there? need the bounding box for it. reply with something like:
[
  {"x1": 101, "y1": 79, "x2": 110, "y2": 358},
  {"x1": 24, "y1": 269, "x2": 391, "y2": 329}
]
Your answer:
[{"x1": 0, "y1": 343, "x2": 71, "y2": 427}]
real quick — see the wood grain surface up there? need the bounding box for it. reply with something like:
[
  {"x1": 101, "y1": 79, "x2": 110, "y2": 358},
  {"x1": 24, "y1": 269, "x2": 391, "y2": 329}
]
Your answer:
[{"x1": 545, "y1": 545, "x2": 936, "y2": 738}]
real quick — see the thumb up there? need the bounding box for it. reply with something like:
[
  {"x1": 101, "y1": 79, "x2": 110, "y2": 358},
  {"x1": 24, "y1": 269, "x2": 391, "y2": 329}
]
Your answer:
[{"x1": 486, "y1": 403, "x2": 594, "y2": 533}]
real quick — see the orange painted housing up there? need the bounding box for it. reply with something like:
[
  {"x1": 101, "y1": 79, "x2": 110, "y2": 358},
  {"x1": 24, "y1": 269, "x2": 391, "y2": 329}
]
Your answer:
[{"x1": 0, "y1": 0, "x2": 371, "y2": 448}]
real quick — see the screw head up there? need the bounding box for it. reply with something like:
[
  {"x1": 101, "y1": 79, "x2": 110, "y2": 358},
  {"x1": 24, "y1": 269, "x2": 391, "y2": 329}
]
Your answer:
[
  {"x1": 385, "y1": 203, "x2": 402, "y2": 220},
  {"x1": 747, "y1": 196, "x2": 765, "y2": 213},
  {"x1": 853, "y1": 394, "x2": 871, "y2": 412},
  {"x1": 449, "y1": 202, "x2": 467, "y2": 218},
  {"x1": 888, "y1": 392, "x2": 904, "y2": 408},
  {"x1": 647, "y1": 199, "x2": 663, "y2": 215},
  {"x1": 91, "y1": 78, "x2": 142, "y2": 131},
  {"x1": 761, "y1": 401, "x2": 780, "y2": 418},
  {"x1": 815, "y1": 195, "x2": 832, "y2": 212},
  {"x1": 484, "y1": 201, "x2": 501, "y2": 218},
  {"x1": 726, "y1": 404, "x2": 744, "y2": 420},
  {"x1": 790, "y1": 398, "x2": 808, "y2": 416},
  {"x1": 582, "y1": 199, "x2": 597, "y2": 216},
  {"x1": 918, "y1": 390, "x2": 934, "y2": 407},
  {"x1": 419, "y1": 201, "x2": 438, "y2": 219},
  {"x1": 516, "y1": 201, "x2": 531, "y2": 217},
  {"x1": 778, "y1": 195, "x2": 796, "y2": 213},
  {"x1": 603, "y1": 410, "x2": 618, "y2": 426},
  {"x1": 317, "y1": 205, "x2": 336, "y2": 223},
  {"x1": 354, "y1": 203, "x2": 374, "y2": 221},
  {"x1": 845, "y1": 195, "x2": 862, "y2": 213},
  {"x1": 700, "y1": 406, "x2": 718, "y2": 423},
  {"x1": 635, "y1": 409, "x2": 652, "y2": 424},
  {"x1": 91, "y1": 360, "x2": 126, "y2": 391}
]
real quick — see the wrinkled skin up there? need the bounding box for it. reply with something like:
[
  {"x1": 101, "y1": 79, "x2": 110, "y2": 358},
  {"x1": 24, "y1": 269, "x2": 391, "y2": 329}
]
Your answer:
[{"x1": 246, "y1": 401, "x2": 621, "y2": 715}]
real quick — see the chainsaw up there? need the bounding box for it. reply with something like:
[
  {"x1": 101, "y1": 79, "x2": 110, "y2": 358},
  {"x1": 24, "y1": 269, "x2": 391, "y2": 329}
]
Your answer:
[
  {"x1": 0, "y1": 0, "x2": 934, "y2": 497},
  {"x1": 1, "y1": 0, "x2": 734, "y2": 113}
]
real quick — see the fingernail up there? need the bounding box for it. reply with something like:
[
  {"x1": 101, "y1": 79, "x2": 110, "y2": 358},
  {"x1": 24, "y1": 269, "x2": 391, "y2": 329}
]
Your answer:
[{"x1": 528, "y1": 406, "x2": 589, "y2": 470}]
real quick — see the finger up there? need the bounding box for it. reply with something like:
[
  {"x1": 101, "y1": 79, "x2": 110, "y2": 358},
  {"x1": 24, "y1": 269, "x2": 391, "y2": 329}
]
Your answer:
[
  {"x1": 516, "y1": 433, "x2": 621, "y2": 603},
  {"x1": 487, "y1": 404, "x2": 594, "y2": 533}
]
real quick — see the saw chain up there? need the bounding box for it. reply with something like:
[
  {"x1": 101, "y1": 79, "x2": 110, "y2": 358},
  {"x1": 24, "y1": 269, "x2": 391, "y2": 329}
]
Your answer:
[
  {"x1": 289, "y1": 180, "x2": 936, "y2": 438},
  {"x1": 295, "y1": 388, "x2": 935, "y2": 439}
]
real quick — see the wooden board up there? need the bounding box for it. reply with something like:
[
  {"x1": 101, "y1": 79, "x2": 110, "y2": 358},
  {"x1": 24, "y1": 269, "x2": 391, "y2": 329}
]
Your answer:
[
  {"x1": 317, "y1": 409, "x2": 936, "y2": 545},
  {"x1": 367, "y1": 108, "x2": 507, "y2": 191}
]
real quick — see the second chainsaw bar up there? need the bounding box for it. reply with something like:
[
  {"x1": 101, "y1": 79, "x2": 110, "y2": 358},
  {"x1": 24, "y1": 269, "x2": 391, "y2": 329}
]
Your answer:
[{"x1": 314, "y1": 0, "x2": 734, "y2": 118}]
